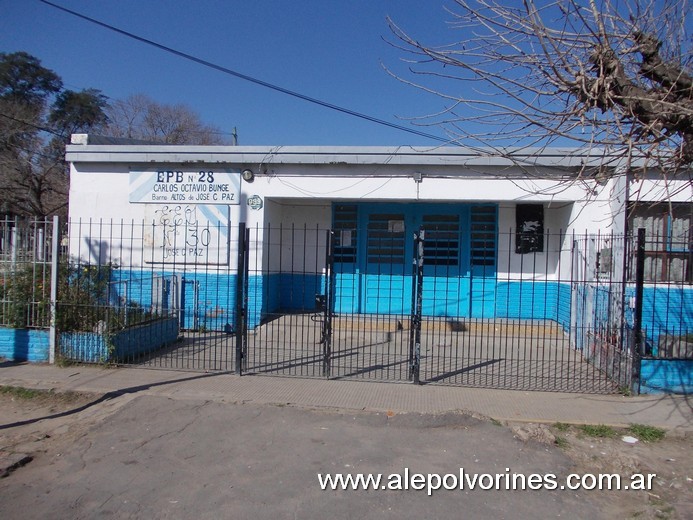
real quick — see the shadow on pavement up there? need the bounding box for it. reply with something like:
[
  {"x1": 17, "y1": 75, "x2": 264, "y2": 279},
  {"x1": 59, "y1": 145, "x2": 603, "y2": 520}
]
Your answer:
[{"x1": 0, "y1": 371, "x2": 225, "y2": 430}]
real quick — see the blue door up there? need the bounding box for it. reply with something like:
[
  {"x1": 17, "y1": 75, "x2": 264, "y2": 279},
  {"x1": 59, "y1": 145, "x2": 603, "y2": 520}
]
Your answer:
[
  {"x1": 333, "y1": 203, "x2": 497, "y2": 317},
  {"x1": 362, "y1": 208, "x2": 411, "y2": 314}
]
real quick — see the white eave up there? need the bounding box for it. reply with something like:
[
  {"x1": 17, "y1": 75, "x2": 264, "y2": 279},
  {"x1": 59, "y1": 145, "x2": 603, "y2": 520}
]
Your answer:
[{"x1": 65, "y1": 134, "x2": 613, "y2": 169}]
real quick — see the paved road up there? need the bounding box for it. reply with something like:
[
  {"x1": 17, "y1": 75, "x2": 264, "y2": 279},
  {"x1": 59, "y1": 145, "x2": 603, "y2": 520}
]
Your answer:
[{"x1": 0, "y1": 394, "x2": 608, "y2": 520}]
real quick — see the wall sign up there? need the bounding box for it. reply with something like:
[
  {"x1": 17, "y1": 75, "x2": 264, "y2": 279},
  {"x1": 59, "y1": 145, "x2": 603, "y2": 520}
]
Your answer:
[{"x1": 129, "y1": 168, "x2": 241, "y2": 204}]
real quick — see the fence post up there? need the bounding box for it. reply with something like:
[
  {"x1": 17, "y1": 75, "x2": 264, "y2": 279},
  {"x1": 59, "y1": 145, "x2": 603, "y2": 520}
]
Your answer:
[
  {"x1": 49, "y1": 216, "x2": 60, "y2": 364},
  {"x1": 409, "y1": 228, "x2": 424, "y2": 384},
  {"x1": 322, "y1": 230, "x2": 335, "y2": 378},
  {"x1": 10, "y1": 216, "x2": 18, "y2": 267},
  {"x1": 235, "y1": 222, "x2": 247, "y2": 375},
  {"x1": 631, "y1": 228, "x2": 646, "y2": 395}
]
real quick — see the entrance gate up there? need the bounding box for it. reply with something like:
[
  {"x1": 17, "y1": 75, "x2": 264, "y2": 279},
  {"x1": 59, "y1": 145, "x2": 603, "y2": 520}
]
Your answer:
[{"x1": 237, "y1": 224, "x2": 630, "y2": 393}]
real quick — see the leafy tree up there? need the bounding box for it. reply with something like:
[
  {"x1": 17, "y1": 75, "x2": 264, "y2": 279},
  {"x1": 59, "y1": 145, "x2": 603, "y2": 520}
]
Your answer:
[
  {"x1": 0, "y1": 51, "x2": 61, "y2": 107},
  {"x1": 0, "y1": 52, "x2": 108, "y2": 216},
  {"x1": 387, "y1": 0, "x2": 692, "y2": 179},
  {"x1": 49, "y1": 88, "x2": 109, "y2": 138},
  {"x1": 103, "y1": 93, "x2": 229, "y2": 145}
]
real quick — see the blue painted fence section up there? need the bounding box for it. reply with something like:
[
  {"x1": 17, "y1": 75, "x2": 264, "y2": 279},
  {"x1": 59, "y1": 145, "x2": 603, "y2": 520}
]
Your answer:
[
  {"x1": 60, "y1": 331, "x2": 109, "y2": 363},
  {"x1": 60, "y1": 317, "x2": 179, "y2": 363},
  {"x1": 0, "y1": 328, "x2": 49, "y2": 362}
]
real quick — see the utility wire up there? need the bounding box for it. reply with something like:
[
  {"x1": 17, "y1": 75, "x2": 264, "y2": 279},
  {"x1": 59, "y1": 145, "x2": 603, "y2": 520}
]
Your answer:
[
  {"x1": 38, "y1": 0, "x2": 450, "y2": 144},
  {"x1": 0, "y1": 112, "x2": 66, "y2": 137}
]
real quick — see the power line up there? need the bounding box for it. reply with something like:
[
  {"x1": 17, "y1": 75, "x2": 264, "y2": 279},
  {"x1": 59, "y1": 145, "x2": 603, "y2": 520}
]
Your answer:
[
  {"x1": 38, "y1": 0, "x2": 449, "y2": 144},
  {"x1": 0, "y1": 112, "x2": 66, "y2": 137}
]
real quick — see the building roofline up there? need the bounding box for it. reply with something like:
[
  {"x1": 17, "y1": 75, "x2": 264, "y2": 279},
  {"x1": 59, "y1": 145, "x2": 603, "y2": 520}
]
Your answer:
[{"x1": 65, "y1": 134, "x2": 629, "y2": 169}]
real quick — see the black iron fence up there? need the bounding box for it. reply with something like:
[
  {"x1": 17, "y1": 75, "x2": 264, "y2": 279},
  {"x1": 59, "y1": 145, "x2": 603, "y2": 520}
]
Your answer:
[
  {"x1": 236, "y1": 225, "x2": 642, "y2": 393},
  {"x1": 0, "y1": 216, "x2": 56, "y2": 330},
  {"x1": 0, "y1": 217, "x2": 690, "y2": 394}
]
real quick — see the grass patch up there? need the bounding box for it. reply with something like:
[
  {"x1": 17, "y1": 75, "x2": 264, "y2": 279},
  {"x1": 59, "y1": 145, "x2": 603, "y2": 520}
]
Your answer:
[
  {"x1": 553, "y1": 422, "x2": 571, "y2": 432},
  {"x1": 0, "y1": 385, "x2": 51, "y2": 400},
  {"x1": 579, "y1": 424, "x2": 618, "y2": 438},
  {"x1": 628, "y1": 424, "x2": 667, "y2": 442},
  {"x1": 554, "y1": 436, "x2": 569, "y2": 449}
]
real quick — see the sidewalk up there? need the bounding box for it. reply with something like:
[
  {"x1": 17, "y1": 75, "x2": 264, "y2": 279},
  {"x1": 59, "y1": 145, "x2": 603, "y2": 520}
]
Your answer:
[{"x1": 0, "y1": 362, "x2": 690, "y2": 430}]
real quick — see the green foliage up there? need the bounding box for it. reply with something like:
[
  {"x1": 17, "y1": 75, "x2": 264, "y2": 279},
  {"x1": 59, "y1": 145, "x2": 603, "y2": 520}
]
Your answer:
[
  {"x1": 619, "y1": 385, "x2": 633, "y2": 397},
  {"x1": 0, "y1": 51, "x2": 62, "y2": 105},
  {"x1": 579, "y1": 424, "x2": 618, "y2": 438},
  {"x1": 57, "y1": 262, "x2": 159, "y2": 333},
  {"x1": 553, "y1": 422, "x2": 571, "y2": 432},
  {"x1": 0, "y1": 51, "x2": 108, "y2": 216},
  {"x1": 49, "y1": 88, "x2": 109, "y2": 137},
  {"x1": 0, "y1": 385, "x2": 46, "y2": 399},
  {"x1": 554, "y1": 436, "x2": 569, "y2": 449},
  {"x1": 0, "y1": 263, "x2": 51, "y2": 328},
  {"x1": 55, "y1": 262, "x2": 114, "y2": 332},
  {"x1": 1, "y1": 259, "x2": 159, "y2": 333},
  {"x1": 628, "y1": 424, "x2": 667, "y2": 442}
]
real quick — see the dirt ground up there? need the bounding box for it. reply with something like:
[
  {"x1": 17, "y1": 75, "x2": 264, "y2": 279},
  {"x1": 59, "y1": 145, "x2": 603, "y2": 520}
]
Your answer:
[
  {"x1": 509, "y1": 421, "x2": 692, "y2": 519},
  {"x1": 0, "y1": 387, "x2": 129, "y2": 477},
  {"x1": 0, "y1": 387, "x2": 690, "y2": 519}
]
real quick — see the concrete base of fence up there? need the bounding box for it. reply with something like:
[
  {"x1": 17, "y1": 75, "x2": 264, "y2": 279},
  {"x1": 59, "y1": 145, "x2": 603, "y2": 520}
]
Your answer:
[
  {"x1": 0, "y1": 328, "x2": 49, "y2": 362},
  {"x1": 60, "y1": 318, "x2": 180, "y2": 364},
  {"x1": 640, "y1": 359, "x2": 693, "y2": 394}
]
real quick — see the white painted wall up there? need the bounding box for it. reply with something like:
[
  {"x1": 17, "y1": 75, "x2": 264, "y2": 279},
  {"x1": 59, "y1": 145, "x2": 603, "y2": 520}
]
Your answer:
[{"x1": 67, "y1": 147, "x2": 690, "y2": 281}]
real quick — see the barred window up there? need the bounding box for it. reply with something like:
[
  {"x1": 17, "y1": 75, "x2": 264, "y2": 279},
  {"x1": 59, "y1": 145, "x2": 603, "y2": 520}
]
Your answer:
[{"x1": 628, "y1": 202, "x2": 693, "y2": 283}]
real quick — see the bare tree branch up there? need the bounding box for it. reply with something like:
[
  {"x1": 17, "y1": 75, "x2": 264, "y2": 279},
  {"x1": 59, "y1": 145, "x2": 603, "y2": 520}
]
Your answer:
[
  {"x1": 103, "y1": 94, "x2": 230, "y2": 145},
  {"x1": 386, "y1": 0, "x2": 693, "y2": 180}
]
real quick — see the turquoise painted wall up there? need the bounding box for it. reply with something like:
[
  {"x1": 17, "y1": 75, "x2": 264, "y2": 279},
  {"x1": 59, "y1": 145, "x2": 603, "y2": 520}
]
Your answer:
[
  {"x1": 110, "y1": 270, "x2": 240, "y2": 331},
  {"x1": 625, "y1": 286, "x2": 693, "y2": 356},
  {"x1": 640, "y1": 359, "x2": 693, "y2": 394},
  {"x1": 0, "y1": 328, "x2": 49, "y2": 362},
  {"x1": 60, "y1": 317, "x2": 179, "y2": 363},
  {"x1": 107, "y1": 268, "x2": 691, "y2": 394}
]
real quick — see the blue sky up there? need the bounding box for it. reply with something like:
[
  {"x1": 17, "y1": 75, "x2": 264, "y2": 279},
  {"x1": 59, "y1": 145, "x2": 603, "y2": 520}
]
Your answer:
[{"x1": 1, "y1": 0, "x2": 455, "y2": 146}]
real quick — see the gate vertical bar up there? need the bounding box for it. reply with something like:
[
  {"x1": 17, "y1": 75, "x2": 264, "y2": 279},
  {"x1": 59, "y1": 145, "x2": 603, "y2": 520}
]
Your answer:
[
  {"x1": 235, "y1": 222, "x2": 247, "y2": 375},
  {"x1": 322, "y1": 230, "x2": 335, "y2": 377},
  {"x1": 49, "y1": 215, "x2": 60, "y2": 364},
  {"x1": 631, "y1": 228, "x2": 646, "y2": 394},
  {"x1": 618, "y1": 231, "x2": 630, "y2": 390},
  {"x1": 242, "y1": 226, "x2": 250, "y2": 370},
  {"x1": 409, "y1": 229, "x2": 424, "y2": 384}
]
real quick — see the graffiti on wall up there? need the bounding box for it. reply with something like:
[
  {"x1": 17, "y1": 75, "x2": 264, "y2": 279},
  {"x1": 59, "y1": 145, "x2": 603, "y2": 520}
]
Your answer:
[{"x1": 143, "y1": 204, "x2": 229, "y2": 265}]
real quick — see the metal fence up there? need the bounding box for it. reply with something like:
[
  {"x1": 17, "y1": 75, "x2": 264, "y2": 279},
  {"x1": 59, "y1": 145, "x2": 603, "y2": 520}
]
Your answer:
[
  {"x1": 238, "y1": 225, "x2": 638, "y2": 393},
  {"x1": 56, "y1": 217, "x2": 236, "y2": 370},
  {"x1": 0, "y1": 216, "x2": 56, "y2": 330},
  {"x1": 1, "y1": 216, "x2": 690, "y2": 394}
]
